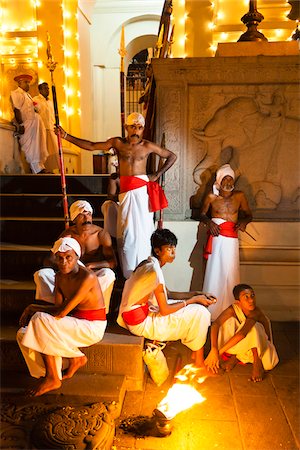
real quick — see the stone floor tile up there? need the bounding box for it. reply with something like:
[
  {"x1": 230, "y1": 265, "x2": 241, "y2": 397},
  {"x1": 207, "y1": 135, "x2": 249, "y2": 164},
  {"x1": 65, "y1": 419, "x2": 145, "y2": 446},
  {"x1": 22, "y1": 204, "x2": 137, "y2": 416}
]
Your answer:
[
  {"x1": 271, "y1": 375, "x2": 300, "y2": 398},
  {"x1": 234, "y1": 395, "x2": 298, "y2": 450},
  {"x1": 229, "y1": 371, "x2": 277, "y2": 397},
  {"x1": 278, "y1": 399, "x2": 300, "y2": 449},
  {"x1": 271, "y1": 358, "x2": 300, "y2": 377}
]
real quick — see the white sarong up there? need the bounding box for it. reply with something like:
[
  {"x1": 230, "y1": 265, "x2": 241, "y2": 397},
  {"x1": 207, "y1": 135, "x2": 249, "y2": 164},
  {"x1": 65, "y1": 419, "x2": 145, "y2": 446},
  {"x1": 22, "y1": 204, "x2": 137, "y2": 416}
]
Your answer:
[
  {"x1": 117, "y1": 256, "x2": 211, "y2": 351},
  {"x1": 17, "y1": 311, "x2": 107, "y2": 379},
  {"x1": 218, "y1": 303, "x2": 279, "y2": 370},
  {"x1": 10, "y1": 87, "x2": 48, "y2": 173},
  {"x1": 203, "y1": 218, "x2": 240, "y2": 321},
  {"x1": 33, "y1": 93, "x2": 59, "y2": 172},
  {"x1": 34, "y1": 266, "x2": 115, "y2": 314},
  {"x1": 117, "y1": 175, "x2": 154, "y2": 279}
]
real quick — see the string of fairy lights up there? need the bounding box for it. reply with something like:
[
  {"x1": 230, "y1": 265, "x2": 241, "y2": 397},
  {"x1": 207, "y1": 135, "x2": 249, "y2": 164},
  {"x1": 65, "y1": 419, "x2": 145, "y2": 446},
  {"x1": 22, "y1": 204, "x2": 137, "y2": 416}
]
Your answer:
[
  {"x1": 170, "y1": 0, "x2": 295, "y2": 58},
  {"x1": 0, "y1": 0, "x2": 80, "y2": 121}
]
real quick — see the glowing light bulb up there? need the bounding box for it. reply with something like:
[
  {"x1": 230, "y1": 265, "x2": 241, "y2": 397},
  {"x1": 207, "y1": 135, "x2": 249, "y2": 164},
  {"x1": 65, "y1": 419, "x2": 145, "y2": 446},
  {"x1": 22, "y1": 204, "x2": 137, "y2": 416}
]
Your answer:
[{"x1": 208, "y1": 22, "x2": 216, "y2": 30}]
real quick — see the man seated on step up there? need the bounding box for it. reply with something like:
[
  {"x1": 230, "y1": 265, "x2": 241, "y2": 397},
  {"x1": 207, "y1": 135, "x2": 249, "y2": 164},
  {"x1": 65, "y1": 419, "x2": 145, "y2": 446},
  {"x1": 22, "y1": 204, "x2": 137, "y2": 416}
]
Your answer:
[
  {"x1": 117, "y1": 228, "x2": 216, "y2": 368},
  {"x1": 34, "y1": 200, "x2": 117, "y2": 314},
  {"x1": 204, "y1": 284, "x2": 279, "y2": 382},
  {"x1": 17, "y1": 237, "x2": 107, "y2": 396}
]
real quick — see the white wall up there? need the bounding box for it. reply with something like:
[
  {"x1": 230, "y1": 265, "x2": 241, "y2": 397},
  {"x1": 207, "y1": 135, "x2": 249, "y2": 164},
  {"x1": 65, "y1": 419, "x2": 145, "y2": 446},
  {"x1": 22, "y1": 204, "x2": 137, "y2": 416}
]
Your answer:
[
  {"x1": 161, "y1": 220, "x2": 300, "y2": 322},
  {"x1": 76, "y1": 1, "x2": 163, "y2": 173}
]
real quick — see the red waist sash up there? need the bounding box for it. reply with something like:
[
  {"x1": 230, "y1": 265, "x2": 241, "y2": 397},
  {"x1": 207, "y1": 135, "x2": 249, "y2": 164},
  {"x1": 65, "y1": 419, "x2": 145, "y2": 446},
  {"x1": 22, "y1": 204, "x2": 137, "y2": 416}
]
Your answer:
[
  {"x1": 204, "y1": 221, "x2": 238, "y2": 260},
  {"x1": 120, "y1": 176, "x2": 168, "y2": 212},
  {"x1": 72, "y1": 308, "x2": 106, "y2": 321},
  {"x1": 122, "y1": 304, "x2": 149, "y2": 326}
]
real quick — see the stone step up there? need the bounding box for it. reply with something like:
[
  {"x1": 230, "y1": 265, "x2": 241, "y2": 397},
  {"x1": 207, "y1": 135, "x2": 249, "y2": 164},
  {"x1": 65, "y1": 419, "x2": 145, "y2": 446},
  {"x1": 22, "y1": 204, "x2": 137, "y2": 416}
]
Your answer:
[
  {"x1": 0, "y1": 193, "x2": 107, "y2": 218},
  {"x1": 0, "y1": 327, "x2": 145, "y2": 391},
  {"x1": 0, "y1": 174, "x2": 110, "y2": 195},
  {"x1": 1, "y1": 370, "x2": 127, "y2": 410},
  {"x1": 0, "y1": 218, "x2": 104, "y2": 245}
]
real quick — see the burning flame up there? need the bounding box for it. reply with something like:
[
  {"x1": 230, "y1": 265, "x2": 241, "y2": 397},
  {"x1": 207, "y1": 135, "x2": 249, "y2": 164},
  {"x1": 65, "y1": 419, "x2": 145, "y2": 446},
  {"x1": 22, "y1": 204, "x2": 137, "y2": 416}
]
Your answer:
[{"x1": 156, "y1": 364, "x2": 207, "y2": 420}]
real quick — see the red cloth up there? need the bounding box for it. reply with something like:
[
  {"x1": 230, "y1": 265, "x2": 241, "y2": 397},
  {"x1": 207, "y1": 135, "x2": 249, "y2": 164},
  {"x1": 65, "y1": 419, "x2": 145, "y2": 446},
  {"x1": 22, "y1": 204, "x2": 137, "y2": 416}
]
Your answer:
[
  {"x1": 221, "y1": 352, "x2": 246, "y2": 365},
  {"x1": 120, "y1": 176, "x2": 168, "y2": 212},
  {"x1": 203, "y1": 221, "x2": 238, "y2": 260},
  {"x1": 122, "y1": 304, "x2": 149, "y2": 326},
  {"x1": 71, "y1": 308, "x2": 106, "y2": 321}
]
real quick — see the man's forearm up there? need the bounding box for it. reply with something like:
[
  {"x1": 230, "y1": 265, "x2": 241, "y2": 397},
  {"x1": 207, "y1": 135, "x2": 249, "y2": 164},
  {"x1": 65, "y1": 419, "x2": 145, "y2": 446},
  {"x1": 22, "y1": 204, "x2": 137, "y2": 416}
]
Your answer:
[
  {"x1": 155, "y1": 153, "x2": 177, "y2": 180},
  {"x1": 63, "y1": 133, "x2": 103, "y2": 152}
]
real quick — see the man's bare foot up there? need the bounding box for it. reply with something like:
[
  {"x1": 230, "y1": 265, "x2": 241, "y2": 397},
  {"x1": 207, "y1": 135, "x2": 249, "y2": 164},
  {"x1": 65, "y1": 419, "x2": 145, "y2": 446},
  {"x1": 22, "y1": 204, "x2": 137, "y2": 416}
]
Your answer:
[
  {"x1": 250, "y1": 358, "x2": 264, "y2": 382},
  {"x1": 28, "y1": 377, "x2": 62, "y2": 397},
  {"x1": 62, "y1": 355, "x2": 87, "y2": 380},
  {"x1": 220, "y1": 355, "x2": 238, "y2": 372}
]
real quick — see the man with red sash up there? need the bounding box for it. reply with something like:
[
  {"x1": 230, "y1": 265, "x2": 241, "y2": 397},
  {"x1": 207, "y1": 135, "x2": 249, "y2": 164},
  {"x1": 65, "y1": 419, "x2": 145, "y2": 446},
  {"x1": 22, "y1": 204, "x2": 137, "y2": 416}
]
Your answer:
[
  {"x1": 57, "y1": 113, "x2": 177, "y2": 278},
  {"x1": 17, "y1": 237, "x2": 107, "y2": 397},
  {"x1": 199, "y1": 164, "x2": 252, "y2": 320}
]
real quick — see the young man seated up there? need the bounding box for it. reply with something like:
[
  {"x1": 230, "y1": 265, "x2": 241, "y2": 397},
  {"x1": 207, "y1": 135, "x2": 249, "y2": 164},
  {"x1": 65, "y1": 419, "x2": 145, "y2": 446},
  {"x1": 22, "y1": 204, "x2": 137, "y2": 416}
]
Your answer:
[
  {"x1": 117, "y1": 228, "x2": 216, "y2": 367},
  {"x1": 204, "y1": 284, "x2": 279, "y2": 382},
  {"x1": 17, "y1": 237, "x2": 107, "y2": 397}
]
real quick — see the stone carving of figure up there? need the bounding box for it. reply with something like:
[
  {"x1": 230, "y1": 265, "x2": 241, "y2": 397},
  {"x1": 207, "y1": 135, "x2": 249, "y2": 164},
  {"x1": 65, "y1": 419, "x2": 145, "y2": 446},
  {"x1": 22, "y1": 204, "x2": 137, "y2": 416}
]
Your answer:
[{"x1": 191, "y1": 88, "x2": 300, "y2": 214}]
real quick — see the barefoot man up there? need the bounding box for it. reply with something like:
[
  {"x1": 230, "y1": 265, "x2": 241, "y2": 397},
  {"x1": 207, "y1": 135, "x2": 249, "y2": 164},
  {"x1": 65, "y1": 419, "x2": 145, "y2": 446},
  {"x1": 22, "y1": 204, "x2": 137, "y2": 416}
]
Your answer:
[
  {"x1": 204, "y1": 284, "x2": 279, "y2": 382},
  {"x1": 199, "y1": 164, "x2": 252, "y2": 320},
  {"x1": 57, "y1": 112, "x2": 177, "y2": 279},
  {"x1": 17, "y1": 237, "x2": 107, "y2": 396},
  {"x1": 117, "y1": 228, "x2": 216, "y2": 368}
]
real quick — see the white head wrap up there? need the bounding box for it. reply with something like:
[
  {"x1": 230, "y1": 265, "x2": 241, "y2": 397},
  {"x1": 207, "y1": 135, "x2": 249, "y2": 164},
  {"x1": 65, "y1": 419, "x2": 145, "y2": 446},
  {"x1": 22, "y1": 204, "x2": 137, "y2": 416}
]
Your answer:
[
  {"x1": 51, "y1": 236, "x2": 81, "y2": 258},
  {"x1": 213, "y1": 164, "x2": 235, "y2": 196},
  {"x1": 126, "y1": 112, "x2": 145, "y2": 127},
  {"x1": 69, "y1": 200, "x2": 93, "y2": 222}
]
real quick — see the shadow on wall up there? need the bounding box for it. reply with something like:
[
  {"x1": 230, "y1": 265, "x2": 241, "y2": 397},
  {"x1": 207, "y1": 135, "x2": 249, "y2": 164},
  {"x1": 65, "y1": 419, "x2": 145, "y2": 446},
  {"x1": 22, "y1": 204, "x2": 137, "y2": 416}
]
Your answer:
[{"x1": 188, "y1": 223, "x2": 207, "y2": 291}]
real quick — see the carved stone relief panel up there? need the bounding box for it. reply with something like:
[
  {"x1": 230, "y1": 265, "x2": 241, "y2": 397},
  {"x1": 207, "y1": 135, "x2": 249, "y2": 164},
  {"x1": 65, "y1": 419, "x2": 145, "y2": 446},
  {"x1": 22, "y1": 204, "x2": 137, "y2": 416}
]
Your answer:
[
  {"x1": 153, "y1": 56, "x2": 300, "y2": 220},
  {"x1": 188, "y1": 84, "x2": 300, "y2": 218},
  {"x1": 156, "y1": 84, "x2": 184, "y2": 219}
]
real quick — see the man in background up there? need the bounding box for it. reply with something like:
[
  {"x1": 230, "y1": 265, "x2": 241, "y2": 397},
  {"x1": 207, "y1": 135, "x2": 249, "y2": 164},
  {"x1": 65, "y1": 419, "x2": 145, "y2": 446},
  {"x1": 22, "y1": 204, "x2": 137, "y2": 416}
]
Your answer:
[
  {"x1": 33, "y1": 82, "x2": 60, "y2": 172},
  {"x1": 10, "y1": 74, "x2": 48, "y2": 174}
]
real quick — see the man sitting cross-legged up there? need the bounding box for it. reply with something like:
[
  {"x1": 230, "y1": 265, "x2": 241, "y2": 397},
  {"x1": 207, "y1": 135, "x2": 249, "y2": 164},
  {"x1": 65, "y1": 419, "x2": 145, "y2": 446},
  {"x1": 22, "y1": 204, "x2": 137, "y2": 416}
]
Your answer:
[
  {"x1": 17, "y1": 237, "x2": 107, "y2": 397},
  {"x1": 117, "y1": 228, "x2": 216, "y2": 368},
  {"x1": 204, "y1": 284, "x2": 279, "y2": 382}
]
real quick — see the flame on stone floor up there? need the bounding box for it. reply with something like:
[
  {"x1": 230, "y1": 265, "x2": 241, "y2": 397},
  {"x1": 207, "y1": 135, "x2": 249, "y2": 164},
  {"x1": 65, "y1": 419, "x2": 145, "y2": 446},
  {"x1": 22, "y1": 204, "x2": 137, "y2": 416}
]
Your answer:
[{"x1": 156, "y1": 364, "x2": 207, "y2": 420}]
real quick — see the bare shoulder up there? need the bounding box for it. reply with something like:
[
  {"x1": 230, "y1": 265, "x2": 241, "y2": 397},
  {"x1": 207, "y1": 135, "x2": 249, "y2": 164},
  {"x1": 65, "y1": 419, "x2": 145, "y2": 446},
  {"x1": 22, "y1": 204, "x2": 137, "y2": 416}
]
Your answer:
[
  {"x1": 97, "y1": 227, "x2": 112, "y2": 246},
  {"x1": 59, "y1": 226, "x2": 78, "y2": 238},
  {"x1": 78, "y1": 265, "x2": 97, "y2": 282}
]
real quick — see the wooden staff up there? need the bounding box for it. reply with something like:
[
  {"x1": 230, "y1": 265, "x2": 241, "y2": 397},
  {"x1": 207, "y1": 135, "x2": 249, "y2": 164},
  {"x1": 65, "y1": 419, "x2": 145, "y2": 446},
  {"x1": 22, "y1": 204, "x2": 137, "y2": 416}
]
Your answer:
[
  {"x1": 46, "y1": 32, "x2": 69, "y2": 228},
  {"x1": 118, "y1": 25, "x2": 126, "y2": 137}
]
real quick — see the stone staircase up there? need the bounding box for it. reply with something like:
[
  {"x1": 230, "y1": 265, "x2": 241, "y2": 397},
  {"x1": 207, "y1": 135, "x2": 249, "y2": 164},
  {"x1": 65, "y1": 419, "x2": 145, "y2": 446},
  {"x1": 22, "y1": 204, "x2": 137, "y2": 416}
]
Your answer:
[{"x1": 0, "y1": 174, "x2": 145, "y2": 411}]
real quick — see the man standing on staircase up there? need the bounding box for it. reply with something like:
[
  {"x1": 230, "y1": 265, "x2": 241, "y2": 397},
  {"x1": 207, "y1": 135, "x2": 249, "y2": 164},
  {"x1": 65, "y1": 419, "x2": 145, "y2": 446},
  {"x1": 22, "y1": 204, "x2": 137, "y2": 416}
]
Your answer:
[
  {"x1": 34, "y1": 200, "x2": 117, "y2": 314},
  {"x1": 10, "y1": 74, "x2": 48, "y2": 174},
  {"x1": 17, "y1": 237, "x2": 107, "y2": 396},
  {"x1": 56, "y1": 112, "x2": 177, "y2": 279}
]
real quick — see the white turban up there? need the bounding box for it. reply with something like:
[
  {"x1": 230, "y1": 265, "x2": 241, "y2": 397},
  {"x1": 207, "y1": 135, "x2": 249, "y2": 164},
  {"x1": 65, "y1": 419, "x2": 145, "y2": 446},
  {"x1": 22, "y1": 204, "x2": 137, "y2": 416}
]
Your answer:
[
  {"x1": 51, "y1": 237, "x2": 81, "y2": 258},
  {"x1": 126, "y1": 112, "x2": 145, "y2": 127},
  {"x1": 69, "y1": 200, "x2": 93, "y2": 222},
  {"x1": 213, "y1": 164, "x2": 235, "y2": 196}
]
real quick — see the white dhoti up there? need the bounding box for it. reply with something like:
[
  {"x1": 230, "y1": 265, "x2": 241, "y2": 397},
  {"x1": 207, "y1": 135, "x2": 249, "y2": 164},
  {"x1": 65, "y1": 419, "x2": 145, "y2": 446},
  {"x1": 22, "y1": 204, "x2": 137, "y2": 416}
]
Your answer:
[
  {"x1": 129, "y1": 304, "x2": 211, "y2": 351},
  {"x1": 117, "y1": 175, "x2": 154, "y2": 279},
  {"x1": 44, "y1": 129, "x2": 59, "y2": 172},
  {"x1": 10, "y1": 87, "x2": 48, "y2": 173},
  {"x1": 101, "y1": 200, "x2": 119, "y2": 238},
  {"x1": 218, "y1": 303, "x2": 279, "y2": 370},
  {"x1": 203, "y1": 218, "x2": 240, "y2": 321},
  {"x1": 117, "y1": 256, "x2": 211, "y2": 351},
  {"x1": 17, "y1": 311, "x2": 107, "y2": 379},
  {"x1": 34, "y1": 267, "x2": 115, "y2": 314}
]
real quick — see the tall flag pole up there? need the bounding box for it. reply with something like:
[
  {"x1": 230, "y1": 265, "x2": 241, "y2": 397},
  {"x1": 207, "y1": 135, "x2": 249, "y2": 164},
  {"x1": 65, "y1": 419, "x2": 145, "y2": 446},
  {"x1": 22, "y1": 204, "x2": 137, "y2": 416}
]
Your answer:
[
  {"x1": 46, "y1": 32, "x2": 69, "y2": 228},
  {"x1": 118, "y1": 25, "x2": 127, "y2": 138}
]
